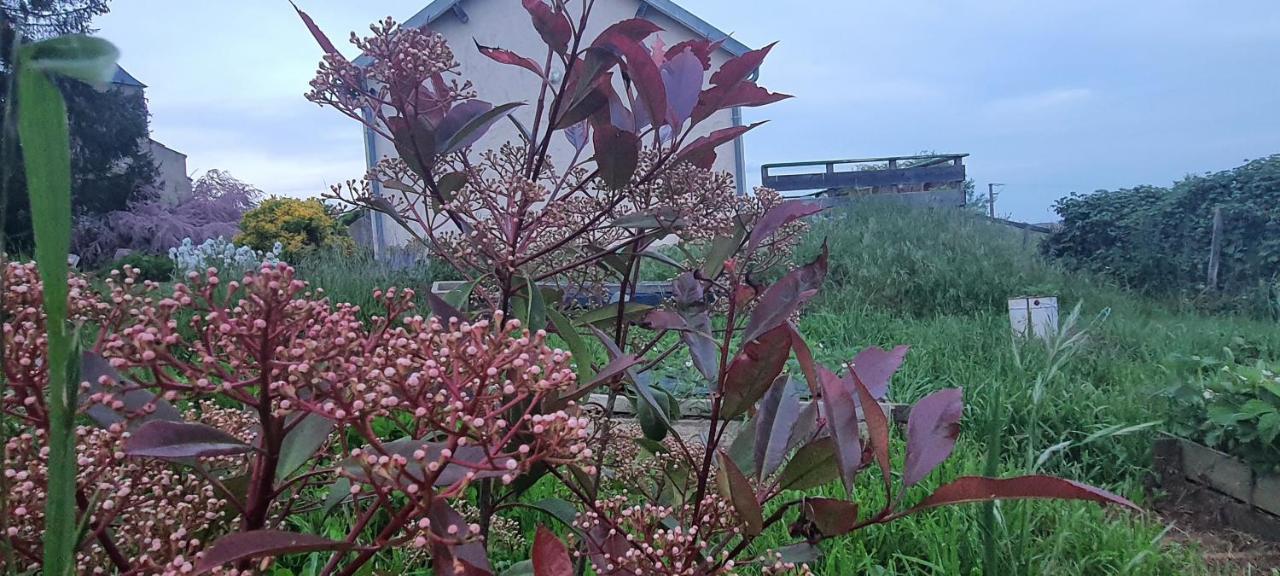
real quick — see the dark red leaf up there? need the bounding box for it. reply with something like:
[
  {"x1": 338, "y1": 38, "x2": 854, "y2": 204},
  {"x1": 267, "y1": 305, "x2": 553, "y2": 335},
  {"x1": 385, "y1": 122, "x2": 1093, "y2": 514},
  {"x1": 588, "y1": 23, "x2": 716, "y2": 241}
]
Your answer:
[
  {"x1": 788, "y1": 324, "x2": 821, "y2": 397},
  {"x1": 194, "y1": 530, "x2": 350, "y2": 574},
  {"x1": 80, "y1": 351, "x2": 181, "y2": 428},
  {"x1": 739, "y1": 242, "x2": 827, "y2": 345},
  {"x1": 661, "y1": 48, "x2": 703, "y2": 127},
  {"x1": 719, "y1": 451, "x2": 764, "y2": 535},
  {"x1": 672, "y1": 271, "x2": 704, "y2": 307},
  {"x1": 694, "y1": 82, "x2": 791, "y2": 123},
  {"x1": 754, "y1": 376, "x2": 803, "y2": 479},
  {"x1": 125, "y1": 420, "x2": 250, "y2": 460},
  {"x1": 585, "y1": 522, "x2": 630, "y2": 575},
  {"x1": 555, "y1": 85, "x2": 610, "y2": 130},
  {"x1": 605, "y1": 86, "x2": 636, "y2": 132},
  {"x1": 477, "y1": 41, "x2": 544, "y2": 77},
  {"x1": 777, "y1": 436, "x2": 839, "y2": 491},
  {"x1": 665, "y1": 38, "x2": 720, "y2": 70},
  {"x1": 428, "y1": 291, "x2": 469, "y2": 323},
  {"x1": 721, "y1": 325, "x2": 791, "y2": 419},
  {"x1": 592, "y1": 123, "x2": 640, "y2": 190},
  {"x1": 591, "y1": 19, "x2": 662, "y2": 49},
  {"x1": 532, "y1": 527, "x2": 574, "y2": 576},
  {"x1": 597, "y1": 36, "x2": 666, "y2": 130},
  {"x1": 802, "y1": 498, "x2": 859, "y2": 536},
  {"x1": 710, "y1": 42, "x2": 776, "y2": 88},
  {"x1": 676, "y1": 122, "x2": 764, "y2": 169},
  {"x1": 746, "y1": 200, "x2": 825, "y2": 254},
  {"x1": 437, "y1": 101, "x2": 525, "y2": 155},
  {"x1": 903, "y1": 388, "x2": 964, "y2": 487},
  {"x1": 819, "y1": 367, "x2": 863, "y2": 494},
  {"x1": 643, "y1": 309, "x2": 688, "y2": 331},
  {"x1": 275, "y1": 412, "x2": 334, "y2": 480},
  {"x1": 847, "y1": 370, "x2": 892, "y2": 501},
  {"x1": 387, "y1": 114, "x2": 437, "y2": 177},
  {"x1": 429, "y1": 499, "x2": 492, "y2": 575},
  {"x1": 850, "y1": 345, "x2": 909, "y2": 400},
  {"x1": 291, "y1": 2, "x2": 340, "y2": 56},
  {"x1": 523, "y1": 0, "x2": 572, "y2": 55},
  {"x1": 556, "y1": 49, "x2": 617, "y2": 129},
  {"x1": 900, "y1": 475, "x2": 1141, "y2": 517},
  {"x1": 681, "y1": 312, "x2": 720, "y2": 384}
]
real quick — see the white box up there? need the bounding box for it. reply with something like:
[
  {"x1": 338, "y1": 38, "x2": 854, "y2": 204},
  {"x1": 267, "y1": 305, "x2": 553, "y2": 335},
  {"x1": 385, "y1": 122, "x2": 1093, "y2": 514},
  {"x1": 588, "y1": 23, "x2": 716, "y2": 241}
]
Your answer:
[{"x1": 1009, "y1": 296, "x2": 1058, "y2": 341}]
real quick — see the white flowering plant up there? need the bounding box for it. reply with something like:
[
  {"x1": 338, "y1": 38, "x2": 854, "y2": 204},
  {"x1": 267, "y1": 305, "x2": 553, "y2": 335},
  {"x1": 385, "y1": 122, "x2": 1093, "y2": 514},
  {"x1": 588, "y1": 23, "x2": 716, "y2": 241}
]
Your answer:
[{"x1": 168, "y1": 237, "x2": 282, "y2": 276}]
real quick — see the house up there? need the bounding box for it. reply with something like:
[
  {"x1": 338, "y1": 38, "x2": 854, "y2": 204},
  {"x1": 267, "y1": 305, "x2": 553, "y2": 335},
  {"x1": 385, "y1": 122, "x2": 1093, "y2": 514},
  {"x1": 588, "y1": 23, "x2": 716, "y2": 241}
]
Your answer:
[
  {"x1": 112, "y1": 65, "x2": 194, "y2": 204},
  {"x1": 355, "y1": 0, "x2": 756, "y2": 257}
]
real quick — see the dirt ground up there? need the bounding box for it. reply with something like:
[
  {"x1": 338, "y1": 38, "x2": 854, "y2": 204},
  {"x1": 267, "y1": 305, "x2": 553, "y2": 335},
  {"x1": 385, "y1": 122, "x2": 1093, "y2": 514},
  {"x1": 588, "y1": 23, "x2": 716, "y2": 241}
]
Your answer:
[{"x1": 1154, "y1": 483, "x2": 1280, "y2": 574}]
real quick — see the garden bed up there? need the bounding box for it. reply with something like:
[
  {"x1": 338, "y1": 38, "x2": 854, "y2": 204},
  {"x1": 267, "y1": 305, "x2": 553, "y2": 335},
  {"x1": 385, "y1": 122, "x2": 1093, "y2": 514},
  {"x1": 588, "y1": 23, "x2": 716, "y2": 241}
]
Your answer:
[{"x1": 1152, "y1": 435, "x2": 1280, "y2": 541}]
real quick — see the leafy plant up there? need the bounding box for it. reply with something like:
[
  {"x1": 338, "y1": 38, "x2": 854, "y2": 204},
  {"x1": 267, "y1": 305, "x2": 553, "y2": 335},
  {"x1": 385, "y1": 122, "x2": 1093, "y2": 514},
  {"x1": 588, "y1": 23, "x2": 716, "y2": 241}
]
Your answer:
[
  {"x1": 1044, "y1": 155, "x2": 1280, "y2": 314},
  {"x1": 72, "y1": 169, "x2": 259, "y2": 267},
  {"x1": 1164, "y1": 351, "x2": 1280, "y2": 473},
  {"x1": 236, "y1": 196, "x2": 353, "y2": 262},
  {"x1": 105, "y1": 251, "x2": 174, "y2": 282},
  {"x1": 168, "y1": 236, "x2": 281, "y2": 277}
]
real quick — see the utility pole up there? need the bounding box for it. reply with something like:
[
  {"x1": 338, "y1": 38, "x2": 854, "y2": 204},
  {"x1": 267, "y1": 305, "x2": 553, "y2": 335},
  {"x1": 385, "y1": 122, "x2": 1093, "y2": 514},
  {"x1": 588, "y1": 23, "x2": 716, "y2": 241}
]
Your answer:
[{"x1": 988, "y1": 183, "x2": 1005, "y2": 218}]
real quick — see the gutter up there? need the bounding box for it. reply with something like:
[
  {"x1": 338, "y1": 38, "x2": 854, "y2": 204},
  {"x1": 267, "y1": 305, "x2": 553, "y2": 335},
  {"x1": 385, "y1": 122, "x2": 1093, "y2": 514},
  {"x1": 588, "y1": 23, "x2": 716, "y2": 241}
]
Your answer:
[{"x1": 360, "y1": 106, "x2": 386, "y2": 260}]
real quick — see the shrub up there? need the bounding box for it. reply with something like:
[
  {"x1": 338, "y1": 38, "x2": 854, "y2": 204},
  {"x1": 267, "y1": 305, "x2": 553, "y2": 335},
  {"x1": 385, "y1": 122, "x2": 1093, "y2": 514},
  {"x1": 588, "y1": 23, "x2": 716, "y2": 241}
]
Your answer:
[
  {"x1": 1043, "y1": 155, "x2": 1280, "y2": 312},
  {"x1": 104, "y1": 251, "x2": 174, "y2": 282},
  {"x1": 71, "y1": 169, "x2": 258, "y2": 267},
  {"x1": 1164, "y1": 350, "x2": 1280, "y2": 473},
  {"x1": 168, "y1": 236, "x2": 281, "y2": 276},
  {"x1": 236, "y1": 197, "x2": 352, "y2": 261}
]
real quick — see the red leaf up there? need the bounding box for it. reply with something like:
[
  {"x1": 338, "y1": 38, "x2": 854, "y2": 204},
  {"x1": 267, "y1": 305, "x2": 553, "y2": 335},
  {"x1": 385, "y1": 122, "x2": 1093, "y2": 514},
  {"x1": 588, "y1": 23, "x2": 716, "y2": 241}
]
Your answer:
[
  {"x1": 901, "y1": 475, "x2": 1141, "y2": 517},
  {"x1": 739, "y1": 242, "x2": 827, "y2": 345},
  {"x1": 592, "y1": 123, "x2": 640, "y2": 189},
  {"x1": 523, "y1": 0, "x2": 572, "y2": 55},
  {"x1": 903, "y1": 388, "x2": 964, "y2": 487},
  {"x1": 532, "y1": 527, "x2": 574, "y2": 576},
  {"x1": 591, "y1": 19, "x2": 662, "y2": 49},
  {"x1": 746, "y1": 200, "x2": 825, "y2": 254},
  {"x1": 819, "y1": 366, "x2": 862, "y2": 494},
  {"x1": 847, "y1": 370, "x2": 892, "y2": 502},
  {"x1": 710, "y1": 42, "x2": 776, "y2": 88},
  {"x1": 124, "y1": 420, "x2": 250, "y2": 460},
  {"x1": 788, "y1": 324, "x2": 821, "y2": 397},
  {"x1": 194, "y1": 530, "x2": 351, "y2": 574},
  {"x1": 477, "y1": 41, "x2": 544, "y2": 77},
  {"x1": 661, "y1": 48, "x2": 704, "y2": 127},
  {"x1": 643, "y1": 309, "x2": 688, "y2": 331},
  {"x1": 665, "y1": 38, "x2": 721, "y2": 70},
  {"x1": 682, "y1": 312, "x2": 720, "y2": 384},
  {"x1": 676, "y1": 122, "x2": 764, "y2": 169},
  {"x1": 598, "y1": 35, "x2": 666, "y2": 131},
  {"x1": 291, "y1": 2, "x2": 340, "y2": 56},
  {"x1": 80, "y1": 351, "x2": 181, "y2": 428},
  {"x1": 694, "y1": 82, "x2": 792, "y2": 124},
  {"x1": 429, "y1": 499, "x2": 493, "y2": 574},
  {"x1": 802, "y1": 498, "x2": 859, "y2": 536},
  {"x1": 721, "y1": 325, "x2": 791, "y2": 419},
  {"x1": 753, "y1": 375, "x2": 803, "y2": 479},
  {"x1": 850, "y1": 345, "x2": 909, "y2": 400},
  {"x1": 719, "y1": 451, "x2": 764, "y2": 535}
]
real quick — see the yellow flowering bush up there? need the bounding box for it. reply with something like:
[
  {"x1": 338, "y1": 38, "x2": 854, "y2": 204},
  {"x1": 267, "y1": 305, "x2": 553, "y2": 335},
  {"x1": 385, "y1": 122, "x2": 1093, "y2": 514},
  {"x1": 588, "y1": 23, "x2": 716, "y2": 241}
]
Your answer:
[{"x1": 236, "y1": 196, "x2": 353, "y2": 261}]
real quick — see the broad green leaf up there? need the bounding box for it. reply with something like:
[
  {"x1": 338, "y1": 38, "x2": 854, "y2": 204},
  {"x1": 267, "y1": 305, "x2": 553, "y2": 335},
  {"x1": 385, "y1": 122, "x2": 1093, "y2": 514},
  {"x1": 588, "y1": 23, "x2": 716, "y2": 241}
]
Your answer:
[
  {"x1": 718, "y1": 451, "x2": 763, "y2": 535},
  {"x1": 777, "y1": 436, "x2": 839, "y2": 492},
  {"x1": 19, "y1": 35, "x2": 119, "y2": 86},
  {"x1": 547, "y1": 305, "x2": 595, "y2": 384},
  {"x1": 440, "y1": 101, "x2": 525, "y2": 155},
  {"x1": 573, "y1": 302, "x2": 654, "y2": 327},
  {"x1": 275, "y1": 413, "x2": 335, "y2": 480}
]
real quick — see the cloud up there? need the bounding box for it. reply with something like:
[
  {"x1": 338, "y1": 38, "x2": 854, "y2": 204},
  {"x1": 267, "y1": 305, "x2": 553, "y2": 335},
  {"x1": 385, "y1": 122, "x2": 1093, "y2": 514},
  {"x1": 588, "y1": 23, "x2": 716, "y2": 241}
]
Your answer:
[{"x1": 982, "y1": 88, "x2": 1095, "y2": 117}]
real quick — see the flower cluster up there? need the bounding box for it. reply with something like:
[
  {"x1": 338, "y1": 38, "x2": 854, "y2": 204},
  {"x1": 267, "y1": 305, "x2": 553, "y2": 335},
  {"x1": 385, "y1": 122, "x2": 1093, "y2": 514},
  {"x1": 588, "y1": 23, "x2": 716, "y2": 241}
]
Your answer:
[{"x1": 167, "y1": 236, "x2": 281, "y2": 276}]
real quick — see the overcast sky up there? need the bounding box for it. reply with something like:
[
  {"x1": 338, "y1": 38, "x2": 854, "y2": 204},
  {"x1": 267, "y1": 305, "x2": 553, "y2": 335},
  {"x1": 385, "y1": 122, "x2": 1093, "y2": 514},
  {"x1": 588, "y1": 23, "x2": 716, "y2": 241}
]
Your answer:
[{"x1": 97, "y1": 0, "x2": 1280, "y2": 221}]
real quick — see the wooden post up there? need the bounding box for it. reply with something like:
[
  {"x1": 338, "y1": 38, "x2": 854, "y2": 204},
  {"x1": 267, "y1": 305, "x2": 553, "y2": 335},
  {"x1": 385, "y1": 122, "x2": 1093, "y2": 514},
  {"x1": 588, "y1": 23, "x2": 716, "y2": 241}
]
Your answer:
[
  {"x1": 988, "y1": 183, "x2": 996, "y2": 218},
  {"x1": 1207, "y1": 206, "x2": 1223, "y2": 290}
]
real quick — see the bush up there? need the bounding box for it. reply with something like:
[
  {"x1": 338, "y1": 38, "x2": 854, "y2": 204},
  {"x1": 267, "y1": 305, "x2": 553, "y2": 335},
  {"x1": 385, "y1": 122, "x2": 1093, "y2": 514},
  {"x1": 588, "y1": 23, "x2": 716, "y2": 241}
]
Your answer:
[
  {"x1": 71, "y1": 169, "x2": 258, "y2": 267},
  {"x1": 1164, "y1": 349, "x2": 1280, "y2": 473},
  {"x1": 236, "y1": 197, "x2": 352, "y2": 261},
  {"x1": 103, "y1": 252, "x2": 174, "y2": 282},
  {"x1": 1043, "y1": 155, "x2": 1280, "y2": 312},
  {"x1": 168, "y1": 236, "x2": 281, "y2": 276}
]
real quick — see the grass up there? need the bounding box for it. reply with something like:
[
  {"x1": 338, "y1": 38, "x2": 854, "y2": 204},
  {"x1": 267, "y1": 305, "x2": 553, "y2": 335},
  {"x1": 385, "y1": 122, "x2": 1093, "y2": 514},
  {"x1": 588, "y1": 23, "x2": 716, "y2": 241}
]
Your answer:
[{"x1": 288, "y1": 201, "x2": 1280, "y2": 574}]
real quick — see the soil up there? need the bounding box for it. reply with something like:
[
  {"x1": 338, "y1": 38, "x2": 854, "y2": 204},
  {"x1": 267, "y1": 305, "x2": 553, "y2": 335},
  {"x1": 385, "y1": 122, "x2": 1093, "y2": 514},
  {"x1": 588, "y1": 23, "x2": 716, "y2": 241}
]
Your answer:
[{"x1": 1154, "y1": 483, "x2": 1280, "y2": 574}]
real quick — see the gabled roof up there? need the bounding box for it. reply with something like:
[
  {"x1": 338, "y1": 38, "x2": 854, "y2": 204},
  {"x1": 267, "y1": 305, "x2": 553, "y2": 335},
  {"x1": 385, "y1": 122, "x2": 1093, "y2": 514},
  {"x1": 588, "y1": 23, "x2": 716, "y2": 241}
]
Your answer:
[
  {"x1": 111, "y1": 65, "x2": 146, "y2": 88},
  {"x1": 353, "y1": 0, "x2": 750, "y2": 67}
]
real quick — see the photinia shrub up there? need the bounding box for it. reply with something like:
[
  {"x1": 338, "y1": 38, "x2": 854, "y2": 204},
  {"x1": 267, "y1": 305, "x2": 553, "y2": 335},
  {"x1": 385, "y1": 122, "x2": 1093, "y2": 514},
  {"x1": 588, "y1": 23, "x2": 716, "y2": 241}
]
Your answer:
[{"x1": 0, "y1": 3, "x2": 1139, "y2": 574}]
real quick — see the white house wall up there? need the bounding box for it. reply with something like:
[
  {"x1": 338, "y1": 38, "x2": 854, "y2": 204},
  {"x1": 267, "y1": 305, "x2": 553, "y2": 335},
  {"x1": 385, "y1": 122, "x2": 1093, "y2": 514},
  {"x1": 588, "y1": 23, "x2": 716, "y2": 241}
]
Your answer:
[{"x1": 368, "y1": 0, "x2": 743, "y2": 251}]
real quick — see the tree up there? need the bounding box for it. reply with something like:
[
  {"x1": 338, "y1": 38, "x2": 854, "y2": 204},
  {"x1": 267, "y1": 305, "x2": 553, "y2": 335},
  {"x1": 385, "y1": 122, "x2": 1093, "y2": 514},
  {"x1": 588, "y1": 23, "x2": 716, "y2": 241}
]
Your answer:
[{"x1": 1, "y1": 0, "x2": 156, "y2": 253}]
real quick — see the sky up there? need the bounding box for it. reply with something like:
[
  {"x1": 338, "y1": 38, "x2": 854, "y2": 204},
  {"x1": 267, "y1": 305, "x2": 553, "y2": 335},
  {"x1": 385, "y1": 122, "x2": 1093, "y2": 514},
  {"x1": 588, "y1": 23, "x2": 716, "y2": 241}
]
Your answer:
[{"x1": 96, "y1": 0, "x2": 1280, "y2": 222}]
